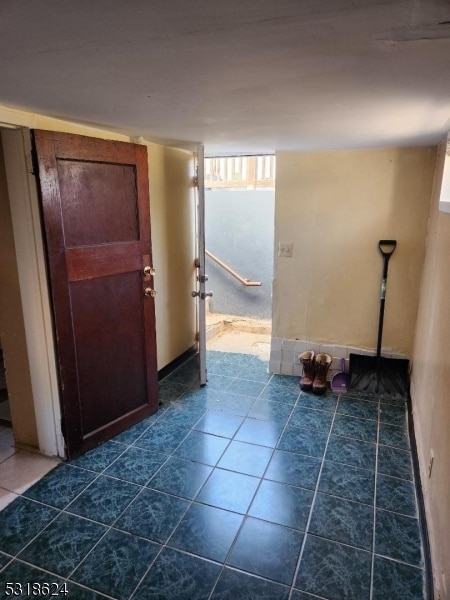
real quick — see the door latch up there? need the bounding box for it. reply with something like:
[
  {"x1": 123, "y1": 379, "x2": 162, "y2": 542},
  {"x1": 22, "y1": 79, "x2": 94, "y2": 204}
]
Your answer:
[{"x1": 144, "y1": 287, "x2": 157, "y2": 297}]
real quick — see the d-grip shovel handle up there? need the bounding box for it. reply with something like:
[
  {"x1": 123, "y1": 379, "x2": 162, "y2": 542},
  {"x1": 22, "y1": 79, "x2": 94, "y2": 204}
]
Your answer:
[{"x1": 377, "y1": 240, "x2": 397, "y2": 357}]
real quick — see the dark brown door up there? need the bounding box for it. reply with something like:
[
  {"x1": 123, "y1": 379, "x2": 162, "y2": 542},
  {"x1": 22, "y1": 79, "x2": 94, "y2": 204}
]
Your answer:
[{"x1": 33, "y1": 130, "x2": 158, "y2": 458}]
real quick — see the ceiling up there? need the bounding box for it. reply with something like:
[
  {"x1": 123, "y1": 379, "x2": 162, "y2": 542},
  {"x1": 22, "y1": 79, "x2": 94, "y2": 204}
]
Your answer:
[{"x1": 0, "y1": 0, "x2": 449, "y2": 155}]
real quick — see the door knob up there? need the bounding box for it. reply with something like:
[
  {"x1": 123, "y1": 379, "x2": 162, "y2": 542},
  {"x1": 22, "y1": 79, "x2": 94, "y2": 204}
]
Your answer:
[
  {"x1": 143, "y1": 266, "x2": 156, "y2": 276},
  {"x1": 144, "y1": 287, "x2": 157, "y2": 297},
  {"x1": 201, "y1": 291, "x2": 213, "y2": 299}
]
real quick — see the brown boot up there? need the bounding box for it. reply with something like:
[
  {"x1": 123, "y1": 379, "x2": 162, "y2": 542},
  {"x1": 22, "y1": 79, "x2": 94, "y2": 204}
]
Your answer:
[
  {"x1": 312, "y1": 353, "x2": 332, "y2": 395},
  {"x1": 298, "y1": 351, "x2": 315, "y2": 391}
]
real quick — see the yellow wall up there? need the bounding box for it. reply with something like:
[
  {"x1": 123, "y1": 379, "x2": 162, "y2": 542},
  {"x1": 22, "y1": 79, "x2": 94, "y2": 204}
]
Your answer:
[
  {"x1": 273, "y1": 147, "x2": 436, "y2": 356},
  {"x1": 146, "y1": 142, "x2": 197, "y2": 369},
  {"x1": 411, "y1": 141, "x2": 450, "y2": 599},
  {"x1": 0, "y1": 138, "x2": 38, "y2": 446}
]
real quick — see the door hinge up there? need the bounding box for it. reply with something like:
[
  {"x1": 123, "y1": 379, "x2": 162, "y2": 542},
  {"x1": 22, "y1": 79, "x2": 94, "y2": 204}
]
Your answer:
[
  {"x1": 26, "y1": 146, "x2": 39, "y2": 177},
  {"x1": 193, "y1": 176, "x2": 198, "y2": 187},
  {"x1": 194, "y1": 257, "x2": 200, "y2": 268},
  {"x1": 195, "y1": 332, "x2": 200, "y2": 342}
]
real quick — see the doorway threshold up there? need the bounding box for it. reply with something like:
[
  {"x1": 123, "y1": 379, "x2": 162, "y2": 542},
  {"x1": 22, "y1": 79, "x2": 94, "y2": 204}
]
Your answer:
[{"x1": 206, "y1": 313, "x2": 271, "y2": 360}]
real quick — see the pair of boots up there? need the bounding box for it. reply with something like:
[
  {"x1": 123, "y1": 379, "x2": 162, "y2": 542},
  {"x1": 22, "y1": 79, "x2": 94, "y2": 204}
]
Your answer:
[{"x1": 298, "y1": 351, "x2": 332, "y2": 395}]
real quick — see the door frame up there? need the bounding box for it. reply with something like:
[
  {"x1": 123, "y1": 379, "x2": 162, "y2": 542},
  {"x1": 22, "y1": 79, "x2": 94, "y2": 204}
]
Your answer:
[{"x1": 2, "y1": 127, "x2": 64, "y2": 457}]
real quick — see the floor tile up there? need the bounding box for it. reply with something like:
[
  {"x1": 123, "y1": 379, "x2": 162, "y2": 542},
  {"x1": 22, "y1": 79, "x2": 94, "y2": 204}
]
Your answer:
[
  {"x1": 70, "y1": 529, "x2": 160, "y2": 600},
  {"x1": 308, "y1": 492, "x2": 374, "y2": 550},
  {"x1": 104, "y1": 446, "x2": 168, "y2": 486},
  {"x1": 0, "y1": 560, "x2": 66, "y2": 593},
  {"x1": 115, "y1": 488, "x2": 189, "y2": 543},
  {"x1": 211, "y1": 567, "x2": 290, "y2": 599},
  {"x1": 0, "y1": 497, "x2": 58, "y2": 555},
  {"x1": 376, "y1": 473, "x2": 416, "y2": 516},
  {"x1": 0, "y1": 487, "x2": 18, "y2": 511},
  {"x1": 168, "y1": 502, "x2": 243, "y2": 562},
  {"x1": 247, "y1": 397, "x2": 293, "y2": 424},
  {"x1": 158, "y1": 380, "x2": 190, "y2": 403},
  {"x1": 325, "y1": 434, "x2": 376, "y2": 470},
  {"x1": 69, "y1": 441, "x2": 125, "y2": 473},
  {"x1": 375, "y1": 509, "x2": 423, "y2": 566},
  {"x1": 173, "y1": 430, "x2": 230, "y2": 466},
  {"x1": 332, "y1": 413, "x2": 378, "y2": 443},
  {"x1": 23, "y1": 464, "x2": 96, "y2": 509},
  {"x1": 193, "y1": 412, "x2": 244, "y2": 438},
  {"x1": 0, "y1": 551, "x2": 10, "y2": 569},
  {"x1": 297, "y1": 391, "x2": 338, "y2": 413},
  {"x1": 277, "y1": 425, "x2": 328, "y2": 458},
  {"x1": 295, "y1": 535, "x2": 372, "y2": 600},
  {"x1": 134, "y1": 546, "x2": 221, "y2": 600},
  {"x1": 133, "y1": 422, "x2": 189, "y2": 454},
  {"x1": 240, "y1": 364, "x2": 273, "y2": 384},
  {"x1": 379, "y1": 422, "x2": 410, "y2": 450},
  {"x1": 379, "y1": 403, "x2": 407, "y2": 428},
  {"x1": 264, "y1": 450, "x2": 321, "y2": 490},
  {"x1": 260, "y1": 384, "x2": 299, "y2": 405},
  {"x1": 288, "y1": 406, "x2": 334, "y2": 432},
  {"x1": 66, "y1": 475, "x2": 140, "y2": 525},
  {"x1": 227, "y1": 517, "x2": 304, "y2": 585},
  {"x1": 0, "y1": 450, "x2": 59, "y2": 494},
  {"x1": 217, "y1": 440, "x2": 272, "y2": 477},
  {"x1": 337, "y1": 396, "x2": 379, "y2": 421},
  {"x1": 372, "y1": 555, "x2": 425, "y2": 600},
  {"x1": 156, "y1": 404, "x2": 206, "y2": 429},
  {"x1": 111, "y1": 417, "x2": 155, "y2": 445},
  {"x1": 18, "y1": 512, "x2": 106, "y2": 577},
  {"x1": 205, "y1": 373, "x2": 235, "y2": 390},
  {"x1": 207, "y1": 393, "x2": 255, "y2": 417},
  {"x1": 290, "y1": 591, "x2": 319, "y2": 600},
  {"x1": 196, "y1": 468, "x2": 259, "y2": 513},
  {"x1": 318, "y1": 460, "x2": 375, "y2": 504},
  {"x1": 249, "y1": 480, "x2": 313, "y2": 531},
  {"x1": 270, "y1": 375, "x2": 300, "y2": 389},
  {"x1": 148, "y1": 456, "x2": 212, "y2": 499},
  {"x1": 227, "y1": 379, "x2": 266, "y2": 398},
  {"x1": 235, "y1": 418, "x2": 284, "y2": 447},
  {"x1": 377, "y1": 445, "x2": 413, "y2": 480}
]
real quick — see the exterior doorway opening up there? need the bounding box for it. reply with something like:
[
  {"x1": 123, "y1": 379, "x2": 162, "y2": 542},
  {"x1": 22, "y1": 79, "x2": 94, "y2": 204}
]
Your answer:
[{"x1": 204, "y1": 155, "x2": 275, "y2": 361}]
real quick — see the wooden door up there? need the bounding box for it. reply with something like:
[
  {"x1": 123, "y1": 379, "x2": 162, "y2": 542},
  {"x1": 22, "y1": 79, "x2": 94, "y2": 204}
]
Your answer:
[{"x1": 33, "y1": 130, "x2": 158, "y2": 458}]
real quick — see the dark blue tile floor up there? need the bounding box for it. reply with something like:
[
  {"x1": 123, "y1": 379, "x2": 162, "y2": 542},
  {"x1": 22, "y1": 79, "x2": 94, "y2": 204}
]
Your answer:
[{"x1": 0, "y1": 351, "x2": 426, "y2": 599}]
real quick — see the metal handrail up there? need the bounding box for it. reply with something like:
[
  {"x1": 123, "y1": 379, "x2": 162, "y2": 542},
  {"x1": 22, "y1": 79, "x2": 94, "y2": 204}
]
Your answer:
[{"x1": 205, "y1": 249, "x2": 262, "y2": 287}]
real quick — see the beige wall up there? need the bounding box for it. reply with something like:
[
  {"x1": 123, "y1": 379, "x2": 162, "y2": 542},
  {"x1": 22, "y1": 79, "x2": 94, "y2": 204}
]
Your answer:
[
  {"x1": 146, "y1": 142, "x2": 197, "y2": 369},
  {"x1": 273, "y1": 147, "x2": 436, "y2": 356},
  {"x1": 411, "y1": 141, "x2": 450, "y2": 599},
  {"x1": 0, "y1": 138, "x2": 38, "y2": 446}
]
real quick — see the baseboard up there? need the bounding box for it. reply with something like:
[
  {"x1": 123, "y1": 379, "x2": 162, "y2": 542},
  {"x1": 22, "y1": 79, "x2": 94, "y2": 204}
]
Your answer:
[
  {"x1": 407, "y1": 394, "x2": 434, "y2": 600},
  {"x1": 157, "y1": 345, "x2": 197, "y2": 381}
]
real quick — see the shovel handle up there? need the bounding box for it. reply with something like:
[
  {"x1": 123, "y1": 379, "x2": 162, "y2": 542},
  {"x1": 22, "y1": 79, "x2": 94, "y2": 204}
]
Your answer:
[{"x1": 377, "y1": 240, "x2": 397, "y2": 357}]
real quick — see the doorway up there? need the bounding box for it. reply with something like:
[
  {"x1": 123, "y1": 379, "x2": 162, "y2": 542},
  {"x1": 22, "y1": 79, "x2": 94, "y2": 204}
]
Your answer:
[{"x1": 204, "y1": 155, "x2": 275, "y2": 361}]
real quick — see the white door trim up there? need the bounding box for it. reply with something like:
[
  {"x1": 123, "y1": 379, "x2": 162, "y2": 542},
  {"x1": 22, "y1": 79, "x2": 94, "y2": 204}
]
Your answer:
[
  {"x1": 195, "y1": 144, "x2": 207, "y2": 385},
  {"x1": 2, "y1": 128, "x2": 64, "y2": 457}
]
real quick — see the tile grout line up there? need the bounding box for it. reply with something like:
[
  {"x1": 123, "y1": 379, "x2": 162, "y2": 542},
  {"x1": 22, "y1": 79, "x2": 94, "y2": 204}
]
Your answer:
[
  {"x1": 287, "y1": 393, "x2": 340, "y2": 600},
  {"x1": 369, "y1": 397, "x2": 381, "y2": 600}
]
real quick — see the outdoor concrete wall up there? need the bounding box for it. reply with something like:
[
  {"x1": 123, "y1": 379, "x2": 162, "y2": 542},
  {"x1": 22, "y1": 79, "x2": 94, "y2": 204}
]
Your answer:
[
  {"x1": 411, "y1": 140, "x2": 450, "y2": 600},
  {"x1": 273, "y1": 147, "x2": 436, "y2": 361},
  {"x1": 206, "y1": 189, "x2": 274, "y2": 319},
  {"x1": 0, "y1": 138, "x2": 38, "y2": 447}
]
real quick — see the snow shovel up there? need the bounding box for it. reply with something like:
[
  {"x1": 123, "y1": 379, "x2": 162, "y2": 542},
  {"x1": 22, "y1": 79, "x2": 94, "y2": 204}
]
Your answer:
[{"x1": 348, "y1": 240, "x2": 409, "y2": 397}]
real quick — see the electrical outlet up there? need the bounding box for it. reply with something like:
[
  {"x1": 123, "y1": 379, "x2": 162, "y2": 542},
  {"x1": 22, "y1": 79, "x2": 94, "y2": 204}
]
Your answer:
[{"x1": 278, "y1": 242, "x2": 293, "y2": 258}]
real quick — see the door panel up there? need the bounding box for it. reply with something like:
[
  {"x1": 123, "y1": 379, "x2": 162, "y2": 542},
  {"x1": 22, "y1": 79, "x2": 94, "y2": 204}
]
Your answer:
[{"x1": 33, "y1": 130, "x2": 158, "y2": 458}]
